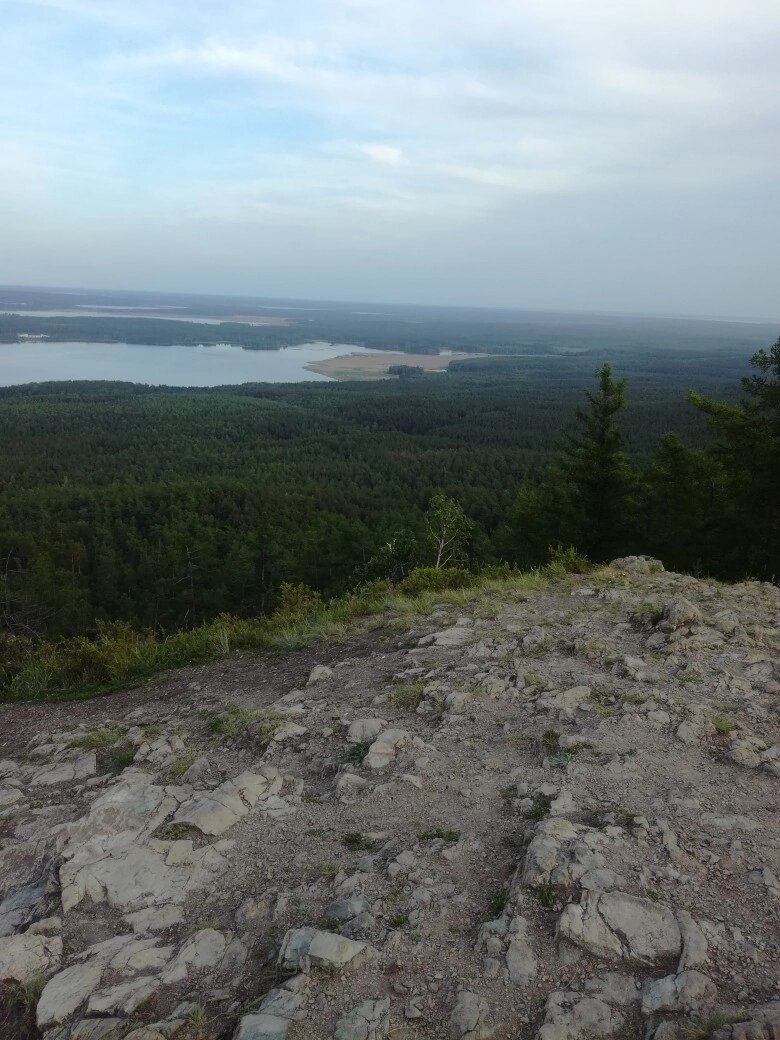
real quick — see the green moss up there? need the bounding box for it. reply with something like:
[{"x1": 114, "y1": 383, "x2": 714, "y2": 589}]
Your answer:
[
  {"x1": 417, "y1": 827, "x2": 460, "y2": 842},
  {"x1": 712, "y1": 716, "x2": 736, "y2": 735},
  {"x1": 389, "y1": 679, "x2": 426, "y2": 709},
  {"x1": 343, "y1": 741, "x2": 372, "y2": 766},
  {"x1": 155, "y1": 822, "x2": 198, "y2": 841},
  {"x1": 541, "y1": 728, "x2": 560, "y2": 752},
  {"x1": 341, "y1": 831, "x2": 381, "y2": 851},
  {"x1": 526, "y1": 794, "x2": 553, "y2": 821},
  {"x1": 69, "y1": 724, "x2": 124, "y2": 750},
  {"x1": 165, "y1": 752, "x2": 198, "y2": 781},
  {"x1": 536, "y1": 884, "x2": 556, "y2": 909}
]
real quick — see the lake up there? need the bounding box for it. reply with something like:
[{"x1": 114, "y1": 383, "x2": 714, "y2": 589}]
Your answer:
[{"x1": 0, "y1": 340, "x2": 384, "y2": 386}]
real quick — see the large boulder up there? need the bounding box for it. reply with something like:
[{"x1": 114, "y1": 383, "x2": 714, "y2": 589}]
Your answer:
[
  {"x1": 559, "y1": 892, "x2": 681, "y2": 963},
  {"x1": 277, "y1": 928, "x2": 373, "y2": 973}
]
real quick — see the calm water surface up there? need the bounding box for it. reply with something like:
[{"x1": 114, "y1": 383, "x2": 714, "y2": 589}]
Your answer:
[{"x1": 0, "y1": 341, "x2": 380, "y2": 386}]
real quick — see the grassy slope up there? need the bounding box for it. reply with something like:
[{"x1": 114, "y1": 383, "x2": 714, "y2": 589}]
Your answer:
[{"x1": 1, "y1": 567, "x2": 559, "y2": 704}]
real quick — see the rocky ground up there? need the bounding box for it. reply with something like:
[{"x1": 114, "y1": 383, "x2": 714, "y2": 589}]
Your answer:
[{"x1": 0, "y1": 556, "x2": 778, "y2": 1040}]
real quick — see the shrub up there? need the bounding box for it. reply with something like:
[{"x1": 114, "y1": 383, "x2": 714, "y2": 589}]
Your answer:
[
  {"x1": 396, "y1": 566, "x2": 474, "y2": 596},
  {"x1": 273, "y1": 583, "x2": 323, "y2": 624},
  {"x1": 544, "y1": 544, "x2": 591, "y2": 577}
]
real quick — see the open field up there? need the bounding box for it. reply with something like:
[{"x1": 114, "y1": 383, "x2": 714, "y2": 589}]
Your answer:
[{"x1": 306, "y1": 349, "x2": 487, "y2": 379}]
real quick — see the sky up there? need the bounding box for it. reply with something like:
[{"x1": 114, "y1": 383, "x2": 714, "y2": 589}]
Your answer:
[{"x1": 1, "y1": 0, "x2": 780, "y2": 318}]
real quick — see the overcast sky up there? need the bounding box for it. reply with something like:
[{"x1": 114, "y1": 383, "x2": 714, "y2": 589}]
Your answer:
[{"x1": 2, "y1": 0, "x2": 779, "y2": 318}]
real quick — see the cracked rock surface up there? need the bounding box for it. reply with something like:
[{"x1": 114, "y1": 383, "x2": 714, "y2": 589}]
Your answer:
[{"x1": 0, "y1": 557, "x2": 778, "y2": 1039}]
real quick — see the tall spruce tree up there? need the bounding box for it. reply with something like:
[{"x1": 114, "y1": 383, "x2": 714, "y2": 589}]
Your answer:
[
  {"x1": 558, "y1": 363, "x2": 634, "y2": 561},
  {"x1": 687, "y1": 336, "x2": 780, "y2": 580}
]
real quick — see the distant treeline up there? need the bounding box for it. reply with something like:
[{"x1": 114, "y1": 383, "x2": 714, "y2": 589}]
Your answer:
[{"x1": 1, "y1": 308, "x2": 776, "y2": 357}]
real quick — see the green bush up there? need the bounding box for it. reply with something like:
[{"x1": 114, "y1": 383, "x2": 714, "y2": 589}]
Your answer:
[
  {"x1": 396, "y1": 566, "x2": 474, "y2": 596},
  {"x1": 544, "y1": 544, "x2": 592, "y2": 577},
  {"x1": 273, "y1": 582, "x2": 323, "y2": 624}
]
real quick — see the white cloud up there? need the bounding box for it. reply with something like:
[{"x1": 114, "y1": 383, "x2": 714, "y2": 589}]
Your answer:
[{"x1": 361, "y1": 144, "x2": 403, "y2": 165}]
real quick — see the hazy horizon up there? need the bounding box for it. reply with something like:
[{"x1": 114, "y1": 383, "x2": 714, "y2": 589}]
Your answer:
[
  {"x1": 2, "y1": 1, "x2": 779, "y2": 319},
  {"x1": 2, "y1": 282, "x2": 779, "y2": 326}
]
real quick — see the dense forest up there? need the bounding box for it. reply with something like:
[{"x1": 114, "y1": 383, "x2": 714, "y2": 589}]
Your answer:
[{"x1": 1, "y1": 336, "x2": 777, "y2": 646}]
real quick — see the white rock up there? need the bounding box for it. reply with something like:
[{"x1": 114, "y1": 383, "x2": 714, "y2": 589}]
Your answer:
[
  {"x1": 60, "y1": 840, "x2": 226, "y2": 912},
  {"x1": 449, "y1": 990, "x2": 493, "y2": 1039},
  {"x1": 347, "y1": 719, "x2": 387, "y2": 744},
  {"x1": 658, "y1": 598, "x2": 702, "y2": 632},
  {"x1": 336, "y1": 773, "x2": 368, "y2": 803},
  {"x1": 558, "y1": 892, "x2": 681, "y2": 963},
  {"x1": 277, "y1": 928, "x2": 372, "y2": 972},
  {"x1": 272, "y1": 723, "x2": 308, "y2": 742},
  {"x1": 87, "y1": 975, "x2": 161, "y2": 1015},
  {"x1": 537, "y1": 990, "x2": 623, "y2": 1040},
  {"x1": 335, "y1": 998, "x2": 390, "y2": 1040},
  {"x1": 233, "y1": 1012, "x2": 292, "y2": 1039},
  {"x1": 0, "y1": 787, "x2": 23, "y2": 808},
  {"x1": 677, "y1": 911, "x2": 708, "y2": 971},
  {"x1": 109, "y1": 937, "x2": 173, "y2": 975},
  {"x1": 540, "y1": 687, "x2": 591, "y2": 717},
  {"x1": 307, "y1": 665, "x2": 333, "y2": 685},
  {"x1": 62, "y1": 769, "x2": 179, "y2": 848},
  {"x1": 36, "y1": 959, "x2": 105, "y2": 1028},
  {"x1": 549, "y1": 789, "x2": 576, "y2": 816},
  {"x1": 30, "y1": 753, "x2": 97, "y2": 787},
  {"x1": 125, "y1": 904, "x2": 185, "y2": 934},
  {"x1": 173, "y1": 767, "x2": 288, "y2": 835},
  {"x1": 505, "y1": 916, "x2": 537, "y2": 986},
  {"x1": 0, "y1": 931, "x2": 62, "y2": 983},
  {"x1": 364, "y1": 729, "x2": 410, "y2": 770},
  {"x1": 162, "y1": 929, "x2": 227, "y2": 983},
  {"x1": 641, "y1": 971, "x2": 717, "y2": 1015}
]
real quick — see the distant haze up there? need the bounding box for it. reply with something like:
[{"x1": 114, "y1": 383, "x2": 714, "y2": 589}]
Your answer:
[{"x1": 2, "y1": 1, "x2": 779, "y2": 320}]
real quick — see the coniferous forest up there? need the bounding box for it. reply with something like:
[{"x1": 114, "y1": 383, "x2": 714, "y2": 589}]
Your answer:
[{"x1": 1, "y1": 334, "x2": 777, "y2": 653}]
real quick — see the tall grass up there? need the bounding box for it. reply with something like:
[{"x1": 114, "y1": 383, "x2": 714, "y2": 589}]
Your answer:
[{"x1": 0, "y1": 563, "x2": 563, "y2": 704}]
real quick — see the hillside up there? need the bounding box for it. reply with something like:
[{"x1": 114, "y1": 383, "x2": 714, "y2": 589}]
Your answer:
[{"x1": 0, "y1": 557, "x2": 778, "y2": 1040}]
